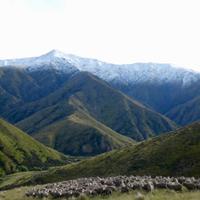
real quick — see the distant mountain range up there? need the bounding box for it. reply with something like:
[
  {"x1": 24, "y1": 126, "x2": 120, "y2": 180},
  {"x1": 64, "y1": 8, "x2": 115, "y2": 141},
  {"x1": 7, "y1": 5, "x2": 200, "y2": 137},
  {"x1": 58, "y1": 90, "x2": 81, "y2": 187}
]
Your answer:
[
  {"x1": 1, "y1": 49, "x2": 200, "y2": 115},
  {"x1": 1, "y1": 50, "x2": 200, "y2": 157},
  {"x1": 1, "y1": 50, "x2": 199, "y2": 87}
]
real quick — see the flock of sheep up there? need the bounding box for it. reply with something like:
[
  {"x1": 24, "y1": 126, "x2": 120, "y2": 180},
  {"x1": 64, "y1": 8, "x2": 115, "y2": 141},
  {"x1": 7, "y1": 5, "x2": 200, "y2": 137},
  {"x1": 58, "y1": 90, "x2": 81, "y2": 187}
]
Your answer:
[{"x1": 26, "y1": 176, "x2": 200, "y2": 198}]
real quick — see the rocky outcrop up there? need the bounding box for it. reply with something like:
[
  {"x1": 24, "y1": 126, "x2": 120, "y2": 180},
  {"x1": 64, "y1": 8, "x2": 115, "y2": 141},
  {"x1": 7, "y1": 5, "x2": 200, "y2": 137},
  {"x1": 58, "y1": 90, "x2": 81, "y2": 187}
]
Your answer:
[{"x1": 26, "y1": 176, "x2": 200, "y2": 198}]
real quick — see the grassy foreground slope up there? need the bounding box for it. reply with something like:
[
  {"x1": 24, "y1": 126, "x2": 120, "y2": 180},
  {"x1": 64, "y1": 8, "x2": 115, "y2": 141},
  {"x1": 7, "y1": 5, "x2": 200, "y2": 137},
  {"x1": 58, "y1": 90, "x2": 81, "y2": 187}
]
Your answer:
[
  {"x1": 30, "y1": 121, "x2": 200, "y2": 184},
  {"x1": 1, "y1": 121, "x2": 199, "y2": 190},
  {"x1": 31, "y1": 123, "x2": 200, "y2": 182},
  {"x1": 0, "y1": 119, "x2": 68, "y2": 176}
]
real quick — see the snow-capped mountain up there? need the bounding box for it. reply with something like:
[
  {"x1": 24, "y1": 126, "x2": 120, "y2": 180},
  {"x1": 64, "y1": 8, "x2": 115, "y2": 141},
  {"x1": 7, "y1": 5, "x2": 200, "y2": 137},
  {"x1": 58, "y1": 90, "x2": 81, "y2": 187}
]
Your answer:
[
  {"x1": 1, "y1": 49, "x2": 200, "y2": 118},
  {"x1": 0, "y1": 50, "x2": 78, "y2": 74},
  {"x1": 0, "y1": 49, "x2": 200, "y2": 86}
]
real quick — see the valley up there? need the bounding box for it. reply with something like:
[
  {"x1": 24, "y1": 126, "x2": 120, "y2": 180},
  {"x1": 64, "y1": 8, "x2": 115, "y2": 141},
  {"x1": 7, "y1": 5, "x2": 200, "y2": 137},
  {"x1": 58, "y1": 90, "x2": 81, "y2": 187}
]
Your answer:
[{"x1": 0, "y1": 51, "x2": 200, "y2": 199}]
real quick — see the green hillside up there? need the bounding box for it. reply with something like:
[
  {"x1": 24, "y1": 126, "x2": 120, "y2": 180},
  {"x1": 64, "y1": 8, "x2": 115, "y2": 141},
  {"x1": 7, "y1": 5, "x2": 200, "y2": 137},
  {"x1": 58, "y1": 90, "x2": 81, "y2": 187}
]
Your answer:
[
  {"x1": 0, "y1": 119, "x2": 69, "y2": 176},
  {"x1": 1, "y1": 121, "x2": 199, "y2": 189},
  {"x1": 33, "y1": 110, "x2": 134, "y2": 156},
  {"x1": 15, "y1": 121, "x2": 200, "y2": 186},
  {"x1": 166, "y1": 96, "x2": 200, "y2": 126}
]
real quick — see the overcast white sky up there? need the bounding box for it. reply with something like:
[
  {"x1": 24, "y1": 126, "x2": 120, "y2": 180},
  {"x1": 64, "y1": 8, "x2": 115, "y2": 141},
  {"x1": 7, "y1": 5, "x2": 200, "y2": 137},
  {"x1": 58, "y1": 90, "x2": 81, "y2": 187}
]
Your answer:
[{"x1": 0, "y1": 0, "x2": 200, "y2": 70}]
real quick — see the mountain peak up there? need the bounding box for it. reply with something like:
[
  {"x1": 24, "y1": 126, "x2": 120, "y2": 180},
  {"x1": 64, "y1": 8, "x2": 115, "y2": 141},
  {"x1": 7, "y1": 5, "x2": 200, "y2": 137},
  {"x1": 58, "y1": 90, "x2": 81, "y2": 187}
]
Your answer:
[
  {"x1": 45, "y1": 49, "x2": 66, "y2": 58},
  {"x1": 40, "y1": 50, "x2": 82, "y2": 64}
]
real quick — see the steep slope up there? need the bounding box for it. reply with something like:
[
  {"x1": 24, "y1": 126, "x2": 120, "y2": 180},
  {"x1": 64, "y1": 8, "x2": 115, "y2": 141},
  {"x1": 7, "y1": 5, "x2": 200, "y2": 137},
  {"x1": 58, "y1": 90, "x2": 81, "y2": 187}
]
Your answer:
[
  {"x1": 0, "y1": 63, "x2": 177, "y2": 156},
  {"x1": 0, "y1": 66, "x2": 77, "y2": 123},
  {"x1": 25, "y1": 122, "x2": 200, "y2": 185},
  {"x1": 0, "y1": 86, "x2": 20, "y2": 114},
  {"x1": 114, "y1": 78, "x2": 200, "y2": 114},
  {"x1": 166, "y1": 96, "x2": 200, "y2": 126},
  {"x1": 0, "y1": 67, "x2": 77, "y2": 105},
  {"x1": 0, "y1": 119, "x2": 68, "y2": 176},
  {"x1": 0, "y1": 67, "x2": 135, "y2": 156},
  {"x1": 13, "y1": 72, "x2": 176, "y2": 142},
  {"x1": 33, "y1": 111, "x2": 134, "y2": 156}
]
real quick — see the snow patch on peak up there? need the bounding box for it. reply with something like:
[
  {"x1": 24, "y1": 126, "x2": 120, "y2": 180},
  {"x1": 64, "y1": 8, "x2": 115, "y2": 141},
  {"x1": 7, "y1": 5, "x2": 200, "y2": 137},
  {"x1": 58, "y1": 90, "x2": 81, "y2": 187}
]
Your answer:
[
  {"x1": 0, "y1": 50, "x2": 79, "y2": 74},
  {"x1": 71, "y1": 61, "x2": 200, "y2": 86}
]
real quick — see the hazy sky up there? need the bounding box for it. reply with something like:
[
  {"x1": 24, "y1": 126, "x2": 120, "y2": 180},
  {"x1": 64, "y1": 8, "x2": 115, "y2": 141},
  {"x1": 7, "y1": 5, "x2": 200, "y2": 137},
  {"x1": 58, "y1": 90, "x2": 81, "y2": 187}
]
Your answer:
[{"x1": 0, "y1": 0, "x2": 200, "y2": 70}]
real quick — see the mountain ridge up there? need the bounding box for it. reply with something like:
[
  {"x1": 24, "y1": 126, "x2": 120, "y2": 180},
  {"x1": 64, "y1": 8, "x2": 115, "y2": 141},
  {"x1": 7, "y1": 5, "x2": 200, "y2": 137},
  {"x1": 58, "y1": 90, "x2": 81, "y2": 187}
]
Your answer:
[
  {"x1": 0, "y1": 50, "x2": 199, "y2": 86},
  {"x1": 13, "y1": 71, "x2": 176, "y2": 142},
  {"x1": 166, "y1": 95, "x2": 200, "y2": 126}
]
